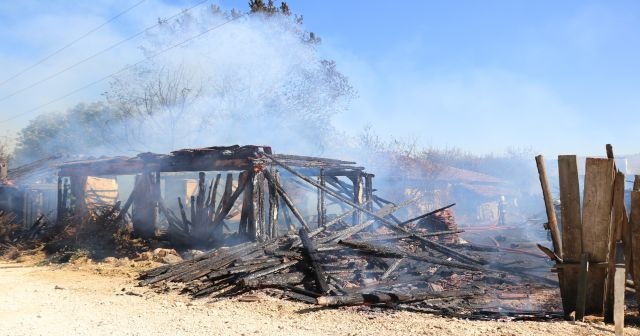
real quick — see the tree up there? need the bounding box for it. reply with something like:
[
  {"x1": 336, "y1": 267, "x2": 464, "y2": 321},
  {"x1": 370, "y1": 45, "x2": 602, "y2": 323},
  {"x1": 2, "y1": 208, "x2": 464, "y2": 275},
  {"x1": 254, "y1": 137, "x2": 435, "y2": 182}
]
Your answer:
[{"x1": 13, "y1": 102, "x2": 120, "y2": 164}]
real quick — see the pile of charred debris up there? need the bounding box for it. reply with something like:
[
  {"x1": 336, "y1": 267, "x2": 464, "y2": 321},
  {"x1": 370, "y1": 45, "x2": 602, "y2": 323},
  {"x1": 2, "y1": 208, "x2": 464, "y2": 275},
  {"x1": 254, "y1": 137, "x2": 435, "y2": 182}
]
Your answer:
[{"x1": 1, "y1": 145, "x2": 561, "y2": 320}]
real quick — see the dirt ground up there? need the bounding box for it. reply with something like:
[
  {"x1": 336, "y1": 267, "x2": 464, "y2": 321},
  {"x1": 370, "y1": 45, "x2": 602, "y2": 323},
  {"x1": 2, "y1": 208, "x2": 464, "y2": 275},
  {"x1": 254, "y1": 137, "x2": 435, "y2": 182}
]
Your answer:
[{"x1": 1, "y1": 260, "x2": 638, "y2": 336}]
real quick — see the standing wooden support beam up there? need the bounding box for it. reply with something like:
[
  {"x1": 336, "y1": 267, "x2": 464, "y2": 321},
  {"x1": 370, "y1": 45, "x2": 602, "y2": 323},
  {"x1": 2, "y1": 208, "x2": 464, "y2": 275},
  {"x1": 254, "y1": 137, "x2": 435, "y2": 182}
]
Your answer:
[
  {"x1": 581, "y1": 158, "x2": 615, "y2": 314},
  {"x1": 267, "y1": 169, "x2": 280, "y2": 239},
  {"x1": 240, "y1": 172, "x2": 254, "y2": 236},
  {"x1": 535, "y1": 155, "x2": 563, "y2": 259},
  {"x1": 56, "y1": 176, "x2": 63, "y2": 223},
  {"x1": 249, "y1": 170, "x2": 266, "y2": 241},
  {"x1": 69, "y1": 174, "x2": 88, "y2": 216},
  {"x1": 605, "y1": 171, "x2": 628, "y2": 322},
  {"x1": 350, "y1": 172, "x2": 364, "y2": 225},
  {"x1": 195, "y1": 172, "x2": 206, "y2": 227},
  {"x1": 317, "y1": 168, "x2": 326, "y2": 228},
  {"x1": 558, "y1": 155, "x2": 582, "y2": 316},
  {"x1": 364, "y1": 173, "x2": 374, "y2": 213},
  {"x1": 190, "y1": 195, "x2": 196, "y2": 228}
]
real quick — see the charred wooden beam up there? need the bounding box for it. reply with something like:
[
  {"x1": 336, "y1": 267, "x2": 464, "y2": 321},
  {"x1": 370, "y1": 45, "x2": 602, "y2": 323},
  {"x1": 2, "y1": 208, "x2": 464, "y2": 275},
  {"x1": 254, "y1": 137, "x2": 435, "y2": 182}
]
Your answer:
[
  {"x1": 249, "y1": 170, "x2": 266, "y2": 241},
  {"x1": 263, "y1": 152, "x2": 484, "y2": 266},
  {"x1": 307, "y1": 207, "x2": 359, "y2": 239},
  {"x1": 177, "y1": 197, "x2": 191, "y2": 230},
  {"x1": 316, "y1": 290, "x2": 477, "y2": 307},
  {"x1": 238, "y1": 260, "x2": 299, "y2": 282},
  {"x1": 318, "y1": 200, "x2": 415, "y2": 244},
  {"x1": 337, "y1": 240, "x2": 483, "y2": 271},
  {"x1": 350, "y1": 172, "x2": 364, "y2": 225},
  {"x1": 299, "y1": 228, "x2": 330, "y2": 294},
  {"x1": 267, "y1": 168, "x2": 280, "y2": 239},
  {"x1": 241, "y1": 272, "x2": 305, "y2": 288},
  {"x1": 318, "y1": 168, "x2": 326, "y2": 228}
]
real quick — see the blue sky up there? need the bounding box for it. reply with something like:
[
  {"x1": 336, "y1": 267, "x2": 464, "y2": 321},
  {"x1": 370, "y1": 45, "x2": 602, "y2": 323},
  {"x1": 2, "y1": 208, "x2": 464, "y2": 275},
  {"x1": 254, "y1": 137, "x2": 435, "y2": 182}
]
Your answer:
[{"x1": 1, "y1": 0, "x2": 639, "y2": 156}]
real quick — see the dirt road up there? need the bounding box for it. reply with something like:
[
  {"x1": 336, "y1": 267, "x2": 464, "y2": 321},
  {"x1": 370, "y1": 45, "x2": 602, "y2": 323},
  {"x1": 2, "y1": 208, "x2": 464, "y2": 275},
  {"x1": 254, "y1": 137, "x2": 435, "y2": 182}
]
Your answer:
[{"x1": 0, "y1": 261, "x2": 635, "y2": 336}]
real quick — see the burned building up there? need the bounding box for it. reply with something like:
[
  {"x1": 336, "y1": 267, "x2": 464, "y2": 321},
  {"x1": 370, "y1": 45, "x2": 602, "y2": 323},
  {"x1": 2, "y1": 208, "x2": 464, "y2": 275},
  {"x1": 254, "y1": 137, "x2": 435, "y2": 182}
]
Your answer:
[{"x1": 56, "y1": 145, "x2": 376, "y2": 246}]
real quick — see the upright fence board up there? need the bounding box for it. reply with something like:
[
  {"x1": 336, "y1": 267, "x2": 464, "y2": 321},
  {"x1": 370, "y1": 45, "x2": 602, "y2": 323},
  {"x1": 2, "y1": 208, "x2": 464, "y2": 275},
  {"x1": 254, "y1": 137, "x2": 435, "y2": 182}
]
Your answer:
[
  {"x1": 581, "y1": 158, "x2": 615, "y2": 314},
  {"x1": 558, "y1": 155, "x2": 582, "y2": 314},
  {"x1": 630, "y1": 191, "x2": 640, "y2": 305},
  {"x1": 604, "y1": 171, "x2": 627, "y2": 322}
]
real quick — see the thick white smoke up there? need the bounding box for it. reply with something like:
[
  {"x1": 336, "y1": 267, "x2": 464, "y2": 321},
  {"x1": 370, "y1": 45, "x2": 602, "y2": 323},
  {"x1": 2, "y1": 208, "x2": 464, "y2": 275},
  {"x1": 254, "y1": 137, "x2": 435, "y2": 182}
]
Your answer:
[{"x1": 102, "y1": 6, "x2": 354, "y2": 156}]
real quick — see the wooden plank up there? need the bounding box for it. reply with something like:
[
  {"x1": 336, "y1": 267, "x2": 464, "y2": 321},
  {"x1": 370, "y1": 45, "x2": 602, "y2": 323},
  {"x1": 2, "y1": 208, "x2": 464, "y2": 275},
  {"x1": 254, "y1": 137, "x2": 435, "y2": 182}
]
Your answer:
[
  {"x1": 630, "y1": 191, "x2": 640, "y2": 306},
  {"x1": 575, "y1": 253, "x2": 589, "y2": 321},
  {"x1": 535, "y1": 155, "x2": 563, "y2": 258},
  {"x1": 581, "y1": 158, "x2": 615, "y2": 314},
  {"x1": 558, "y1": 155, "x2": 582, "y2": 315},
  {"x1": 605, "y1": 171, "x2": 627, "y2": 322},
  {"x1": 614, "y1": 242, "x2": 625, "y2": 336}
]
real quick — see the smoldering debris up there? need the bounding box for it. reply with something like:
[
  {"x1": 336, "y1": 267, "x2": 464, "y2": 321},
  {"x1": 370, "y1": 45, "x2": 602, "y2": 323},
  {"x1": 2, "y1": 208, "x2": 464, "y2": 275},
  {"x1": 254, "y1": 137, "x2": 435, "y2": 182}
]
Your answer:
[{"x1": 0, "y1": 144, "x2": 561, "y2": 320}]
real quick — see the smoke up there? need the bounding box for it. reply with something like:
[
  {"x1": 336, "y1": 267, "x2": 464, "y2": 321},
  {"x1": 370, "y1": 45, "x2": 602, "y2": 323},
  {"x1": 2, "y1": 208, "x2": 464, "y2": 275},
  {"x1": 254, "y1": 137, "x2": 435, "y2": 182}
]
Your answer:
[
  {"x1": 100, "y1": 7, "x2": 354, "y2": 156},
  {"x1": 11, "y1": 3, "x2": 547, "y2": 229}
]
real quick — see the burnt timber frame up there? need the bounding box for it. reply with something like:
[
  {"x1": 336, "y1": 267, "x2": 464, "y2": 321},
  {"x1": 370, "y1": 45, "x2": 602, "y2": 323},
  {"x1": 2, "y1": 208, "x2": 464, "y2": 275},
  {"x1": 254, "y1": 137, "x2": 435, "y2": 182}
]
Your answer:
[{"x1": 56, "y1": 145, "x2": 374, "y2": 244}]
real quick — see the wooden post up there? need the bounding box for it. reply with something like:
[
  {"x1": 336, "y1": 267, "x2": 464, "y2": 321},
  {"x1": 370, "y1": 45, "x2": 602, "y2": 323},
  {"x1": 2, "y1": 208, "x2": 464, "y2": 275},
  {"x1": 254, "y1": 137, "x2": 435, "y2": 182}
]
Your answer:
[
  {"x1": 69, "y1": 174, "x2": 88, "y2": 217},
  {"x1": 582, "y1": 158, "x2": 615, "y2": 314},
  {"x1": 240, "y1": 172, "x2": 254, "y2": 236},
  {"x1": 195, "y1": 172, "x2": 205, "y2": 228},
  {"x1": 605, "y1": 171, "x2": 627, "y2": 322},
  {"x1": 250, "y1": 169, "x2": 266, "y2": 241},
  {"x1": 132, "y1": 173, "x2": 157, "y2": 238},
  {"x1": 535, "y1": 155, "x2": 563, "y2": 258},
  {"x1": 364, "y1": 174, "x2": 374, "y2": 211},
  {"x1": 350, "y1": 172, "x2": 364, "y2": 226},
  {"x1": 56, "y1": 176, "x2": 64, "y2": 223},
  {"x1": 317, "y1": 168, "x2": 326, "y2": 228},
  {"x1": 267, "y1": 168, "x2": 280, "y2": 239},
  {"x1": 558, "y1": 155, "x2": 582, "y2": 315}
]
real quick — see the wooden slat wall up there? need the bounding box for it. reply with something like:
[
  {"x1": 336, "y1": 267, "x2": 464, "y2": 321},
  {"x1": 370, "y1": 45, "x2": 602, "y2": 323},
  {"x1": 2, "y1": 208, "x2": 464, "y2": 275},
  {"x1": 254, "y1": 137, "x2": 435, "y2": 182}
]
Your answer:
[{"x1": 581, "y1": 158, "x2": 615, "y2": 314}]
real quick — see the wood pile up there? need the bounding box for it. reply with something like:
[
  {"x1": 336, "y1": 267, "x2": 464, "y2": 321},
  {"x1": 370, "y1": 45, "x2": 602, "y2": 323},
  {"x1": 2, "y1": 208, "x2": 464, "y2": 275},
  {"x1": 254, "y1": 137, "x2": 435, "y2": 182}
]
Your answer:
[{"x1": 138, "y1": 190, "x2": 555, "y2": 313}]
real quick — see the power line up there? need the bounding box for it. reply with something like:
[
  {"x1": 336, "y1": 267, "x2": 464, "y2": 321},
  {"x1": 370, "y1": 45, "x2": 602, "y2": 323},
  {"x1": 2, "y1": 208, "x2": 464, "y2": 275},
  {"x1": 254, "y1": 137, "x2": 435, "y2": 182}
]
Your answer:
[
  {"x1": 0, "y1": 0, "x2": 210, "y2": 104},
  {"x1": 0, "y1": 0, "x2": 147, "y2": 87},
  {"x1": 0, "y1": 12, "x2": 248, "y2": 124}
]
